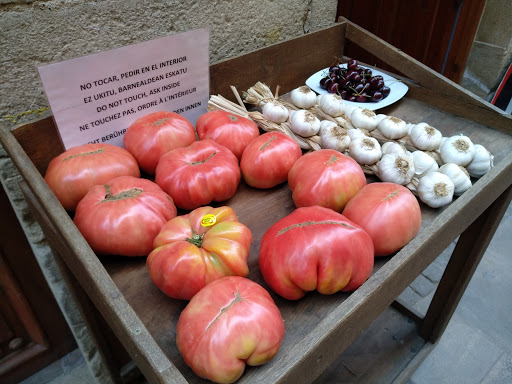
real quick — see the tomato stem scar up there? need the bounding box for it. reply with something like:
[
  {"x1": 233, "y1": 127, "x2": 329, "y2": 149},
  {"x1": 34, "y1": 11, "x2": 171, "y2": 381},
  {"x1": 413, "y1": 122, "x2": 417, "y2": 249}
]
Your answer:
[
  {"x1": 63, "y1": 148, "x2": 104, "y2": 161},
  {"x1": 259, "y1": 135, "x2": 277, "y2": 151},
  {"x1": 101, "y1": 185, "x2": 143, "y2": 202},
  {"x1": 277, "y1": 220, "x2": 355, "y2": 235},
  {"x1": 206, "y1": 290, "x2": 244, "y2": 331},
  {"x1": 146, "y1": 118, "x2": 172, "y2": 127},
  {"x1": 383, "y1": 189, "x2": 400, "y2": 200},
  {"x1": 189, "y1": 152, "x2": 217, "y2": 165},
  {"x1": 324, "y1": 155, "x2": 339, "y2": 166}
]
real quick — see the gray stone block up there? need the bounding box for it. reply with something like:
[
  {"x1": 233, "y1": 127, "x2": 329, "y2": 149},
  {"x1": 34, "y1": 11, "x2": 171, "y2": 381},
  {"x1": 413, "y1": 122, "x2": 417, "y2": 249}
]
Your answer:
[
  {"x1": 411, "y1": 315, "x2": 503, "y2": 384},
  {"x1": 481, "y1": 353, "x2": 512, "y2": 384},
  {"x1": 409, "y1": 274, "x2": 435, "y2": 298}
]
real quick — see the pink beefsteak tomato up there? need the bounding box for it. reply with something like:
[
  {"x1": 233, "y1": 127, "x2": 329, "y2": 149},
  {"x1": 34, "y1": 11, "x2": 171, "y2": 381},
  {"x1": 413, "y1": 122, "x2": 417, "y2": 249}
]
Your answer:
[
  {"x1": 123, "y1": 111, "x2": 196, "y2": 175},
  {"x1": 44, "y1": 143, "x2": 140, "y2": 211},
  {"x1": 155, "y1": 139, "x2": 241, "y2": 210},
  {"x1": 240, "y1": 131, "x2": 302, "y2": 188},
  {"x1": 147, "y1": 206, "x2": 252, "y2": 300},
  {"x1": 259, "y1": 205, "x2": 374, "y2": 300},
  {"x1": 177, "y1": 276, "x2": 285, "y2": 383},
  {"x1": 74, "y1": 175, "x2": 177, "y2": 256},
  {"x1": 195, "y1": 110, "x2": 260, "y2": 160},
  {"x1": 288, "y1": 149, "x2": 367, "y2": 212},
  {"x1": 342, "y1": 182, "x2": 422, "y2": 256}
]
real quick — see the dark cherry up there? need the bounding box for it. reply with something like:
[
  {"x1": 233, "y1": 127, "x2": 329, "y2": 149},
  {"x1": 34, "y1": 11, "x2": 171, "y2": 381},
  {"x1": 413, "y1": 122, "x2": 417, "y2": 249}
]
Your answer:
[
  {"x1": 329, "y1": 65, "x2": 340, "y2": 74},
  {"x1": 328, "y1": 82, "x2": 340, "y2": 94},
  {"x1": 320, "y1": 77, "x2": 330, "y2": 89},
  {"x1": 347, "y1": 59, "x2": 358, "y2": 70},
  {"x1": 381, "y1": 86, "x2": 391, "y2": 97},
  {"x1": 371, "y1": 91, "x2": 384, "y2": 102},
  {"x1": 338, "y1": 78, "x2": 349, "y2": 88},
  {"x1": 355, "y1": 93, "x2": 369, "y2": 103},
  {"x1": 354, "y1": 83, "x2": 365, "y2": 93}
]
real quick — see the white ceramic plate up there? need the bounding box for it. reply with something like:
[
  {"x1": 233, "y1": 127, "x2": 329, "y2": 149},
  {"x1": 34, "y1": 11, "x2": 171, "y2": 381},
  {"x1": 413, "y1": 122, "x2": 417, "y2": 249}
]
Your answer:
[{"x1": 305, "y1": 65, "x2": 409, "y2": 111}]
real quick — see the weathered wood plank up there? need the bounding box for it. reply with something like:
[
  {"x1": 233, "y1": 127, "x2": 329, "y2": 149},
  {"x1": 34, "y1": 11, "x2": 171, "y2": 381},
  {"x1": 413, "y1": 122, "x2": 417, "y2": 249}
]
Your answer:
[
  {"x1": 210, "y1": 22, "x2": 347, "y2": 101},
  {"x1": 1, "y1": 21, "x2": 512, "y2": 384},
  {"x1": 420, "y1": 184, "x2": 512, "y2": 342},
  {"x1": 0, "y1": 125, "x2": 187, "y2": 384},
  {"x1": 343, "y1": 19, "x2": 512, "y2": 132}
]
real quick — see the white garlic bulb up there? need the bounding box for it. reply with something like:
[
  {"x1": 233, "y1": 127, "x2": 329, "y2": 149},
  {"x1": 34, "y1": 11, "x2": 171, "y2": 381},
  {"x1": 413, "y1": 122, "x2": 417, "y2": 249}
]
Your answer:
[
  {"x1": 377, "y1": 116, "x2": 408, "y2": 139},
  {"x1": 290, "y1": 86, "x2": 317, "y2": 109},
  {"x1": 409, "y1": 122, "x2": 443, "y2": 151},
  {"x1": 320, "y1": 121, "x2": 351, "y2": 152},
  {"x1": 378, "y1": 152, "x2": 415, "y2": 185},
  {"x1": 350, "y1": 108, "x2": 380, "y2": 131},
  {"x1": 382, "y1": 141, "x2": 407, "y2": 156},
  {"x1": 466, "y1": 144, "x2": 494, "y2": 178},
  {"x1": 262, "y1": 101, "x2": 289, "y2": 123},
  {"x1": 343, "y1": 103, "x2": 359, "y2": 118},
  {"x1": 349, "y1": 137, "x2": 382, "y2": 165},
  {"x1": 439, "y1": 163, "x2": 472, "y2": 196},
  {"x1": 412, "y1": 150, "x2": 439, "y2": 178},
  {"x1": 439, "y1": 135, "x2": 476, "y2": 166},
  {"x1": 347, "y1": 128, "x2": 370, "y2": 141},
  {"x1": 289, "y1": 109, "x2": 320, "y2": 137},
  {"x1": 318, "y1": 93, "x2": 345, "y2": 117},
  {"x1": 417, "y1": 172, "x2": 455, "y2": 208}
]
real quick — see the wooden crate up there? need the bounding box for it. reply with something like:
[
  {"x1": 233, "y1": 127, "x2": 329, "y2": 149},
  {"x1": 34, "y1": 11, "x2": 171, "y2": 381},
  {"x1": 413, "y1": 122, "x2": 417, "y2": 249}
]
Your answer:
[{"x1": 1, "y1": 20, "x2": 512, "y2": 384}]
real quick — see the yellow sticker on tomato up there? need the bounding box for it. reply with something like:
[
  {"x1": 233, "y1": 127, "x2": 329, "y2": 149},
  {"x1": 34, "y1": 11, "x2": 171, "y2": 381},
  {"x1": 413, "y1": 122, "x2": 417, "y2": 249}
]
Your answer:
[{"x1": 200, "y1": 214, "x2": 216, "y2": 227}]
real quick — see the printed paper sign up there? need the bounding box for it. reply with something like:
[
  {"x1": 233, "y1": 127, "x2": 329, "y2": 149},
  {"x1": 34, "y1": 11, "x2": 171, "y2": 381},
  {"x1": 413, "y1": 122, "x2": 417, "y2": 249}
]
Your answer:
[{"x1": 38, "y1": 28, "x2": 209, "y2": 149}]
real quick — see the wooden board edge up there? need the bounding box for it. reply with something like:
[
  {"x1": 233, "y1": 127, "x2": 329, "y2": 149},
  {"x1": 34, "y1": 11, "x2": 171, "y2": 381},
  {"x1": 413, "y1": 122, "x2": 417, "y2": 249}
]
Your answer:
[
  {"x1": 343, "y1": 19, "x2": 512, "y2": 131},
  {"x1": 0, "y1": 125, "x2": 187, "y2": 384},
  {"x1": 244, "y1": 150, "x2": 512, "y2": 383}
]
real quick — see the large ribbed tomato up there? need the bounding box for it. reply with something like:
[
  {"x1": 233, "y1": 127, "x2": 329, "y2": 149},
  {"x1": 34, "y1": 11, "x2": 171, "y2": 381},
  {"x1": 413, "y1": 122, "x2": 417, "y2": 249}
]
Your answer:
[
  {"x1": 44, "y1": 143, "x2": 140, "y2": 211},
  {"x1": 342, "y1": 182, "x2": 422, "y2": 256},
  {"x1": 155, "y1": 139, "x2": 241, "y2": 210},
  {"x1": 259, "y1": 205, "x2": 374, "y2": 300},
  {"x1": 74, "y1": 176, "x2": 177, "y2": 256},
  {"x1": 123, "y1": 111, "x2": 196, "y2": 175},
  {"x1": 195, "y1": 110, "x2": 260, "y2": 160},
  {"x1": 288, "y1": 149, "x2": 367, "y2": 212},
  {"x1": 147, "y1": 206, "x2": 252, "y2": 300},
  {"x1": 240, "y1": 131, "x2": 302, "y2": 189},
  {"x1": 177, "y1": 276, "x2": 285, "y2": 383}
]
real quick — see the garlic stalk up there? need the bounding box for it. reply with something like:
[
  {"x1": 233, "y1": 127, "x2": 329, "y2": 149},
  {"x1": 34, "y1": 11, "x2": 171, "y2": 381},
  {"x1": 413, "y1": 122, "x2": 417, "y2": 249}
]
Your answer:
[
  {"x1": 382, "y1": 141, "x2": 407, "y2": 156},
  {"x1": 466, "y1": 144, "x2": 494, "y2": 178},
  {"x1": 320, "y1": 120, "x2": 351, "y2": 152},
  {"x1": 262, "y1": 101, "x2": 289, "y2": 123},
  {"x1": 378, "y1": 152, "x2": 415, "y2": 185},
  {"x1": 417, "y1": 171, "x2": 455, "y2": 208},
  {"x1": 290, "y1": 86, "x2": 318, "y2": 109},
  {"x1": 377, "y1": 116, "x2": 408, "y2": 140},
  {"x1": 350, "y1": 108, "x2": 380, "y2": 131},
  {"x1": 409, "y1": 122, "x2": 443, "y2": 151},
  {"x1": 412, "y1": 150, "x2": 439, "y2": 178},
  {"x1": 439, "y1": 135, "x2": 476, "y2": 166},
  {"x1": 439, "y1": 163, "x2": 472, "y2": 196},
  {"x1": 289, "y1": 109, "x2": 320, "y2": 137},
  {"x1": 318, "y1": 93, "x2": 345, "y2": 117},
  {"x1": 349, "y1": 137, "x2": 382, "y2": 165}
]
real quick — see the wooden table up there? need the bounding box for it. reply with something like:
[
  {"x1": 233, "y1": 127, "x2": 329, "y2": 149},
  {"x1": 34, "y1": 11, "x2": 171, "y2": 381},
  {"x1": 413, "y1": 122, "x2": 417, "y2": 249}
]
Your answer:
[{"x1": 1, "y1": 20, "x2": 511, "y2": 384}]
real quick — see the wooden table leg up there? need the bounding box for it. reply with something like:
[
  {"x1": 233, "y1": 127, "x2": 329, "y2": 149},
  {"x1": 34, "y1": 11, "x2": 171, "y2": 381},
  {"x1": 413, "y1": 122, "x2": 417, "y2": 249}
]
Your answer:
[
  {"x1": 420, "y1": 184, "x2": 512, "y2": 343},
  {"x1": 20, "y1": 181, "x2": 124, "y2": 384}
]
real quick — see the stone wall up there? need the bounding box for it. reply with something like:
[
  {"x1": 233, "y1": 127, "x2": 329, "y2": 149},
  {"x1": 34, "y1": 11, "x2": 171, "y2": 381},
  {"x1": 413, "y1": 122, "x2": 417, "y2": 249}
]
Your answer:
[{"x1": 460, "y1": 0, "x2": 512, "y2": 100}]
